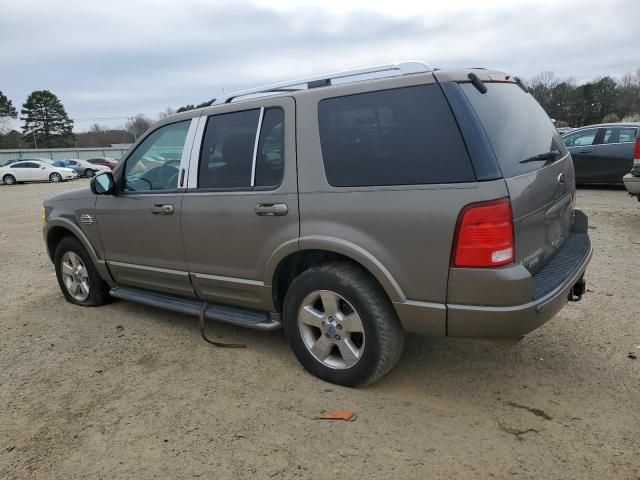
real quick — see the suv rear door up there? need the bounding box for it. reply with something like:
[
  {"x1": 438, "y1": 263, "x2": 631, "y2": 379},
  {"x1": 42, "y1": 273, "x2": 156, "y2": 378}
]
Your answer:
[
  {"x1": 180, "y1": 97, "x2": 298, "y2": 312},
  {"x1": 459, "y1": 80, "x2": 574, "y2": 274},
  {"x1": 590, "y1": 126, "x2": 638, "y2": 184}
]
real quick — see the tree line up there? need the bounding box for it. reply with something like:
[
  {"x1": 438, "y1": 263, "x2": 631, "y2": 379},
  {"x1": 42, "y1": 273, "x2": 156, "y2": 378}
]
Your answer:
[
  {"x1": 1, "y1": 68, "x2": 638, "y2": 150},
  {"x1": 528, "y1": 67, "x2": 640, "y2": 127}
]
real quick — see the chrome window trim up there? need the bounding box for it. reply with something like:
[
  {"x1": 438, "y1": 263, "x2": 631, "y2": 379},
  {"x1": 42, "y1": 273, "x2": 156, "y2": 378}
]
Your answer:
[
  {"x1": 187, "y1": 115, "x2": 207, "y2": 189},
  {"x1": 250, "y1": 107, "x2": 265, "y2": 187},
  {"x1": 178, "y1": 117, "x2": 201, "y2": 189}
]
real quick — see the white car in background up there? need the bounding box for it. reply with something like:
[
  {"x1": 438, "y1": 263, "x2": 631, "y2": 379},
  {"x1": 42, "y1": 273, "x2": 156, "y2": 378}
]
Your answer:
[{"x1": 0, "y1": 160, "x2": 77, "y2": 185}]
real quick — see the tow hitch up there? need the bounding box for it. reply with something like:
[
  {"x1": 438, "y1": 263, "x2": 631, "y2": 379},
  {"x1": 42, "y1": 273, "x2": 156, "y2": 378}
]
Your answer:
[{"x1": 568, "y1": 277, "x2": 586, "y2": 302}]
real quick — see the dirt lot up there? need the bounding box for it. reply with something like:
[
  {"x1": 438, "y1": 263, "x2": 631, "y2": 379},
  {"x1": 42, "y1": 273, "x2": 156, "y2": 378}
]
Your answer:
[{"x1": 0, "y1": 179, "x2": 638, "y2": 479}]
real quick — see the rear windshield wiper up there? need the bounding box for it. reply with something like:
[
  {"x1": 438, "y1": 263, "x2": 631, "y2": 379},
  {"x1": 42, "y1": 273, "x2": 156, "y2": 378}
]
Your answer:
[{"x1": 519, "y1": 150, "x2": 562, "y2": 165}]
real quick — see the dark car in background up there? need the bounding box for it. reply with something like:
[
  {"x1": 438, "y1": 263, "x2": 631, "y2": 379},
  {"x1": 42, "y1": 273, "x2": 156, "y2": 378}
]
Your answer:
[
  {"x1": 86, "y1": 157, "x2": 117, "y2": 170},
  {"x1": 563, "y1": 123, "x2": 639, "y2": 185}
]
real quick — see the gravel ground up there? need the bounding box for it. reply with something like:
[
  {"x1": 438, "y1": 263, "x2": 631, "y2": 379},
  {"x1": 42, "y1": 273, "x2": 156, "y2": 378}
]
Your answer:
[{"x1": 0, "y1": 180, "x2": 638, "y2": 479}]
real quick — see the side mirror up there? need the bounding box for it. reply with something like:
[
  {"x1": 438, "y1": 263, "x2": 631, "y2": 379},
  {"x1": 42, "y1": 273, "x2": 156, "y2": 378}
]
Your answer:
[{"x1": 91, "y1": 171, "x2": 116, "y2": 195}]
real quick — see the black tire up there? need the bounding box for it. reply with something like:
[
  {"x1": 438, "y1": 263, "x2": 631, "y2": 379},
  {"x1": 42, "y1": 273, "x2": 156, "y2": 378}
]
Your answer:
[
  {"x1": 283, "y1": 262, "x2": 404, "y2": 387},
  {"x1": 54, "y1": 236, "x2": 111, "y2": 306},
  {"x1": 49, "y1": 172, "x2": 62, "y2": 183},
  {"x1": 84, "y1": 169, "x2": 95, "y2": 177},
  {"x1": 3, "y1": 174, "x2": 16, "y2": 185}
]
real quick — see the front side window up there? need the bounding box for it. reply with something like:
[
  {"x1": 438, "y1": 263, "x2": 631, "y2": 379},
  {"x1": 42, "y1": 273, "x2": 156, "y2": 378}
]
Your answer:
[
  {"x1": 124, "y1": 121, "x2": 190, "y2": 191},
  {"x1": 198, "y1": 107, "x2": 285, "y2": 189},
  {"x1": 318, "y1": 85, "x2": 474, "y2": 187},
  {"x1": 563, "y1": 129, "x2": 598, "y2": 147}
]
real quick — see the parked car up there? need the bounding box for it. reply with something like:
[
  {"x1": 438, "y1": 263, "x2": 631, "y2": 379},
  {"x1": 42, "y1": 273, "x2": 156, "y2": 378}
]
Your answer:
[
  {"x1": 86, "y1": 157, "x2": 118, "y2": 170},
  {"x1": 2, "y1": 157, "x2": 53, "y2": 167},
  {"x1": 58, "y1": 159, "x2": 111, "y2": 177},
  {"x1": 42, "y1": 62, "x2": 592, "y2": 387},
  {"x1": 557, "y1": 127, "x2": 574, "y2": 135},
  {"x1": 623, "y1": 132, "x2": 640, "y2": 201},
  {"x1": 562, "y1": 123, "x2": 639, "y2": 185},
  {"x1": 1, "y1": 160, "x2": 77, "y2": 184}
]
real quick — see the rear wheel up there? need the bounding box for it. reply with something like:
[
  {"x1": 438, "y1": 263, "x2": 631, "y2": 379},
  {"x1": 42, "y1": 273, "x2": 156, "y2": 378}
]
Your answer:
[
  {"x1": 49, "y1": 172, "x2": 62, "y2": 183},
  {"x1": 84, "y1": 169, "x2": 95, "y2": 177},
  {"x1": 54, "y1": 236, "x2": 111, "y2": 306},
  {"x1": 3, "y1": 174, "x2": 16, "y2": 185},
  {"x1": 283, "y1": 262, "x2": 404, "y2": 387}
]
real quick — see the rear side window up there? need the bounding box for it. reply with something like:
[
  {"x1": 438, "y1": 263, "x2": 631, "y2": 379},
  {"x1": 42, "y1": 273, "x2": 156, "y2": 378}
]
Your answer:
[
  {"x1": 255, "y1": 108, "x2": 285, "y2": 188},
  {"x1": 602, "y1": 127, "x2": 638, "y2": 144},
  {"x1": 462, "y1": 83, "x2": 567, "y2": 178},
  {"x1": 318, "y1": 85, "x2": 474, "y2": 187},
  {"x1": 198, "y1": 108, "x2": 284, "y2": 189}
]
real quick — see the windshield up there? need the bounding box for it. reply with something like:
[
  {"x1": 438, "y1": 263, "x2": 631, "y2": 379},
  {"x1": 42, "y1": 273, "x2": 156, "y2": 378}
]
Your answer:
[{"x1": 461, "y1": 82, "x2": 567, "y2": 178}]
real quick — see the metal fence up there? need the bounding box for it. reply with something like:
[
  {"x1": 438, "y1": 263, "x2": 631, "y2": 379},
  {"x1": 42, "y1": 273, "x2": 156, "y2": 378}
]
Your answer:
[{"x1": 0, "y1": 147, "x2": 129, "y2": 164}]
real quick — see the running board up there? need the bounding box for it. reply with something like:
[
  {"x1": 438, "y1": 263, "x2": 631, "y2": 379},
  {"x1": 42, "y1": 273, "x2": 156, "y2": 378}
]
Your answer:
[{"x1": 109, "y1": 286, "x2": 282, "y2": 331}]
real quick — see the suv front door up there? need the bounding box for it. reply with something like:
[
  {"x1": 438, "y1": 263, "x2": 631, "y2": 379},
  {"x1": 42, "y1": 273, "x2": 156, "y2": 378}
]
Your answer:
[
  {"x1": 181, "y1": 98, "x2": 298, "y2": 311},
  {"x1": 95, "y1": 118, "x2": 199, "y2": 296},
  {"x1": 563, "y1": 128, "x2": 599, "y2": 184}
]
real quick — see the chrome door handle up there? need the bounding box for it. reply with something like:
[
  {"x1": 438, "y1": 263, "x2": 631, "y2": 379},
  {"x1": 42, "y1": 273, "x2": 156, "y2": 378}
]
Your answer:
[
  {"x1": 151, "y1": 204, "x2": 174, "y2": 215},
  {"x1": 255, "y1": 203, "x2": 288, "y2": 216}
]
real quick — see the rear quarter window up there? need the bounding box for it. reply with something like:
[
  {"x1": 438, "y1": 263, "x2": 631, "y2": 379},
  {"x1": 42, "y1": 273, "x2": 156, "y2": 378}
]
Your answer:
[
  {"x1": 461, "y1": 83, "x2": 567, "y2": 178},
  {"x1": 318, "y1": 84, "x2": 475, "y2": 187}
]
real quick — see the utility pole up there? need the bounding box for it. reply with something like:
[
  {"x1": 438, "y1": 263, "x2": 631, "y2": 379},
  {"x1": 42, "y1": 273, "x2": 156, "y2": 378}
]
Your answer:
[{"x1": 127, "y1": 116, "x2": 137, "y2": 142}]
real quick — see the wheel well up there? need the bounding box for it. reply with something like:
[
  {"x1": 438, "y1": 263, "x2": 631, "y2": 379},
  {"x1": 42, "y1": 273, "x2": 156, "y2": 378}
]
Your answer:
[
  {"x1": 46, "y1": 227, "x2": 76, "y2": 260},
  {"x1": 272, "y1": 250, "x2": 386, "y2": 313}
]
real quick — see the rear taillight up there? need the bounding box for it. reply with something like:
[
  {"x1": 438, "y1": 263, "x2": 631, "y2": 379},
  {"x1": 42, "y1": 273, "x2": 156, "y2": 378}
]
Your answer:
[
  {"x1": 634, "y1": 139, "x2": 640, "y2": 167},
  {"x1": 453, "y1": 198, "x2": 514, "y2": 268}
]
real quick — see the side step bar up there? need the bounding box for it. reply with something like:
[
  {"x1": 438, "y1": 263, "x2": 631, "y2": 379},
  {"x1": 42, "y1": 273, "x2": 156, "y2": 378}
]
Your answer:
[{"x1": 109, "y1": 286, "x2": 282, "y2": 331}]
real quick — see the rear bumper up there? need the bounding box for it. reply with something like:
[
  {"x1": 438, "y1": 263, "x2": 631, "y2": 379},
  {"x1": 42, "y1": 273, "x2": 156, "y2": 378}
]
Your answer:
[
  {"x1": 447, "y1": 212, "x2": 592, "y2": 338},
  {"x1": 623, "y1": 173, "x2": 640, "y2": 195}
]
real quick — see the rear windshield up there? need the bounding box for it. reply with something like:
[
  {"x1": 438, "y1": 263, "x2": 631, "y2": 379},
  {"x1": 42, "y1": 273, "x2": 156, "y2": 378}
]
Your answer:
[{"x1": 461, "y1": 82, "x2": 567, "y2": 178}]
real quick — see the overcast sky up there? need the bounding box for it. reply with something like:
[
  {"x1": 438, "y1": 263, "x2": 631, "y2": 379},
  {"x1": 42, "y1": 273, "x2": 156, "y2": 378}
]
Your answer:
[{"x1": 1, "y1": 0, "x2": 638, "y2": 132}]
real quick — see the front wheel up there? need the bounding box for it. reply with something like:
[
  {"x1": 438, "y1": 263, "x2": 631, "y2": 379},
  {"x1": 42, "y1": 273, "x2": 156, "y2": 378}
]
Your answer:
[
  {"x1": 54, "y1": 236, "x2": 111, "y2": 306},
  {"x1": 49, "y1": 172, "x2": 62, "y2": 183},
  {"x1": 283, "y1": 262, "x2": 404, "y2": 387},
  {"x1": 84, "y1": 169, "x2": 95, "y2": 177},
  {"x1": 3, "y1": 174, "x2": 16, "y2": 185}
]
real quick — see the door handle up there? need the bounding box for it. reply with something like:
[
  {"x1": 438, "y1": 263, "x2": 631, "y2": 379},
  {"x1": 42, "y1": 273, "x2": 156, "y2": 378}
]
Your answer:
[
  {"x1": 578, "y1": 148, "x2": 593, "y2": 153},
  {"x1": 255, "y1": 203, "x2": 288, "y2": 216},
  {"x1": 151, "y1": 204, "x2": 174, "y2": 215}
]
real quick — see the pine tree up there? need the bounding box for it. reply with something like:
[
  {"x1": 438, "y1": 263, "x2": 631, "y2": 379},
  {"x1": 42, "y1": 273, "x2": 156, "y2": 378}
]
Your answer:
[
  {"x1": 21, "y1": 90, "x2": 75, "y2": 148},
  {"x1": 0, "y1": 91, "x2": 18, "y2": 135}
]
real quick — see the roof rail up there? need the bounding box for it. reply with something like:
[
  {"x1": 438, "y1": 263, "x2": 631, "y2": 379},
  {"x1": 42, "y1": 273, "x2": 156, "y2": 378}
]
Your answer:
[{"x1": 215, "y1": 61, "x2": 434, "y2": 104}]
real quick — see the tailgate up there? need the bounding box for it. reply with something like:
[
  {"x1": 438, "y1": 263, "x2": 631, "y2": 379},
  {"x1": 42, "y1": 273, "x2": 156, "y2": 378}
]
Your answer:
[{"x1": 460, "y1": 80, "x2": 575, "y2": 274}]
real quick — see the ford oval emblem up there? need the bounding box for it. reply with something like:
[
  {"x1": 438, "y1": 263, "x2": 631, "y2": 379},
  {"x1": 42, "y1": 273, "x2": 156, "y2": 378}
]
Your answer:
[{"x1": 557, "y1": 172, "x2": 566, "y2": 184}]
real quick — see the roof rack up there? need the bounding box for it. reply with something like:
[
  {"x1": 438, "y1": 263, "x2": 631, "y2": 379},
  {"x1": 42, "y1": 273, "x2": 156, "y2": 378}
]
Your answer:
[{"x1": 215, "y1": 61, "x2": 434, "y2": 104}]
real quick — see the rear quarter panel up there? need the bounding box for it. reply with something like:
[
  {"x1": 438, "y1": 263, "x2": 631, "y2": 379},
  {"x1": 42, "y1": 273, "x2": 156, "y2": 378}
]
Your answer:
[{"x1": 295, "y1": 75, "x2": 509, "y2": 304}]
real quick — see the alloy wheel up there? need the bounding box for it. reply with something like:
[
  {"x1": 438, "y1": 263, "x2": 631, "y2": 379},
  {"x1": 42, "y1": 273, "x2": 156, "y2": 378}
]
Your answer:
[
  {"x1": 297, "y1": 289, "x2": 365, "y2": 370},
  {"x1": 60, "y1": 251, "x2": 90, "y2": 301}
]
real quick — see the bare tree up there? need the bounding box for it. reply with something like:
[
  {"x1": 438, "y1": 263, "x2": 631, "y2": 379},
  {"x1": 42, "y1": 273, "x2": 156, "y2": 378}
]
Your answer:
[
  {"x1": 158, "y1": 107, "x2": 176, "y2": 120},
  {"x1": 125, "y1": 114, "x2": 152, "y2": 141}
]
